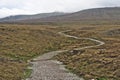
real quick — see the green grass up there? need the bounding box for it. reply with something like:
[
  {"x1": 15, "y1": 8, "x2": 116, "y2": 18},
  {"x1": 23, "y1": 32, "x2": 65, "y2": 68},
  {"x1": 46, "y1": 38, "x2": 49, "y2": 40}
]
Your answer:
[
  {"x1": 97, "y1": 77, "x2": 108, "y2": 80},
  {"x1": 23, "y1": 69, "x2": 32, "y2": 79}
]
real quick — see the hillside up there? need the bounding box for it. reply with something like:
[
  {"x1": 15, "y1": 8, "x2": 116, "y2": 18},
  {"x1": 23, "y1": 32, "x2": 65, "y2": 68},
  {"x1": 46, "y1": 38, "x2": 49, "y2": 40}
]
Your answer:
[
  {"x1": 22, "y1": 7, "x2": 120, "y2": 23},
  {"x1": 0, "y1": 12, "x2": 66, "y2": 22},
  {"x1": 0, "y1": 7, "x2": 120, "y2": 23}
]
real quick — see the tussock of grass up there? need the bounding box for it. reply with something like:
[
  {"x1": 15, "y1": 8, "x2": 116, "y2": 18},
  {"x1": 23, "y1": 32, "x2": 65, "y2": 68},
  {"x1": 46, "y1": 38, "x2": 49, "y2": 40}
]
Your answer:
[{"x1": 23, "y1": 69, "x2": 32, "y2": 79}]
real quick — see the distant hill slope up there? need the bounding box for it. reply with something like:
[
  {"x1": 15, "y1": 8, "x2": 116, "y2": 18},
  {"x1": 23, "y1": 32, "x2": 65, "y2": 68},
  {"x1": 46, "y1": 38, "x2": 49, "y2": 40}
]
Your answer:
[
  {"x1": 22, "y1": 7, "x2": 120, "y2": 23},
  {"x1": 0, "y1": 12, "x2": 66, "y2": 22},
  {"x1": 1, "y1": 7, "x2": 120, "y2": 23}
]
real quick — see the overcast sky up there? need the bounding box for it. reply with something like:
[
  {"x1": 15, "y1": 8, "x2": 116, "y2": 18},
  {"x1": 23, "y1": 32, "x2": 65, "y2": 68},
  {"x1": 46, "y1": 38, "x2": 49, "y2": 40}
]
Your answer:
[{"x1": 0, "y1": 0, "x2": 120, "y2": 18}]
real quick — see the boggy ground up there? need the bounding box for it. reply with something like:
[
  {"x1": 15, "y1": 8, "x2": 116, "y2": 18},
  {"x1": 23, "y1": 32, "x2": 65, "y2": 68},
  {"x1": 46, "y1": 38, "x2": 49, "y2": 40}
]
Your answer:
[
  {"x1": 0, "y1": 24, "x2": 95, "y2": 80},
  {"x1": 54, "y1": 24, "x2": 120, "y2": 80}
]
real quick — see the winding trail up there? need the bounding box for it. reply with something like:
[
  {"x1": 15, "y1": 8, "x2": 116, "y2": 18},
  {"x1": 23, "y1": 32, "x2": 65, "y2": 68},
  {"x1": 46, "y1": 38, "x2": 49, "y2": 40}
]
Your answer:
[{"x1": 26, "y1": 30, "x2": 105, "y2": 80}]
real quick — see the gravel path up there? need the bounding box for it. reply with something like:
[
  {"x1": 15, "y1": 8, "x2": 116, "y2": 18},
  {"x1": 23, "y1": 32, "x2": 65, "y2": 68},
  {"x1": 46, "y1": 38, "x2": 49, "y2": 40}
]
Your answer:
[{"x1": 26, "y1": 30, "x2": 105, "y2": 80}]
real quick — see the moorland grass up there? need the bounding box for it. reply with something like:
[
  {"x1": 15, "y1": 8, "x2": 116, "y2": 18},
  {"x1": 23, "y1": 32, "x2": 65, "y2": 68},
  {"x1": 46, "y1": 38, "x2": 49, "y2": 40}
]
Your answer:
[
  {"x1": 0, "y1": 24, "x2": 95, "y2": 80},
  {"x1": 54, "y1": 24, "x2": 120, "y2": 80}
]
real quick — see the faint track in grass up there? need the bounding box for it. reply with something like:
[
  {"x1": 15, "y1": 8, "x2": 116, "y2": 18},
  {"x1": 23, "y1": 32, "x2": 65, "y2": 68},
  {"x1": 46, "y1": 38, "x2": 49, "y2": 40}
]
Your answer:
[
  {"x1": 58, "y1": 30, "x2": 105, "y2": 50},
  {"x1": 26, "y1": 30, "x2": 105, "y2": 80}
]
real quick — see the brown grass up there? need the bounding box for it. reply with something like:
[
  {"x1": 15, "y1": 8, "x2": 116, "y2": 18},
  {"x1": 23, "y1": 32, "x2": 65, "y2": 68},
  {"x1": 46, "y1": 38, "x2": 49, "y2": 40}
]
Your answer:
[
  {"x1": 0, "y1": 23, "x2": 119, "y2": 80},
  {"x1": 0, "y1": 24, "x2": 95, "y2": 80},
  {"x1": 54, "y1": 24, "x2": 120, "y2": 80}
]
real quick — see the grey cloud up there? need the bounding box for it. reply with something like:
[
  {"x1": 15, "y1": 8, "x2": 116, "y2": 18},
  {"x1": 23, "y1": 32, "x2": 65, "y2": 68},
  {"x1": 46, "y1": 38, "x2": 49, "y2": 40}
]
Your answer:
[{"x1": 97, "y1": 0, "x2": 120, "y2": 7}]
